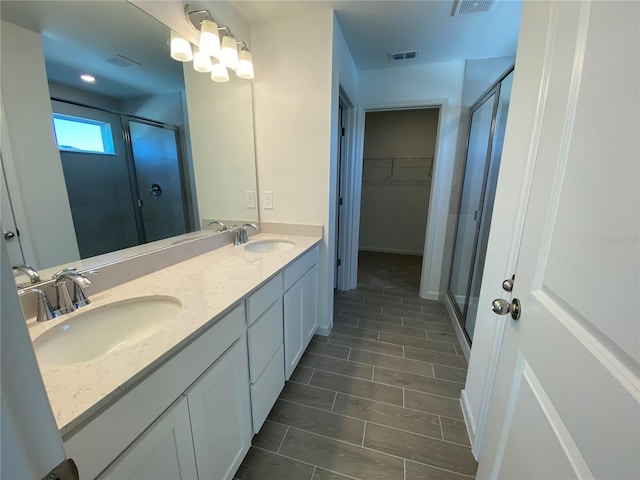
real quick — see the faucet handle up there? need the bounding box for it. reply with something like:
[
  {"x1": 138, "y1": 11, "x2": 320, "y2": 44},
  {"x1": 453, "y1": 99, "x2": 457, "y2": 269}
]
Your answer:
[{"x1": 19, "y1": 288, "x2": 57, "y2": 322}]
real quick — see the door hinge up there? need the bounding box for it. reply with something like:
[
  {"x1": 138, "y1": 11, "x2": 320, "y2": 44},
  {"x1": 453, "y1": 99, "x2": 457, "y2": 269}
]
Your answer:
[
  {"x1": 137, "y1": 198, "x2": 143, "y2": 208},
  {"x1": 42, "y1": 458, "x2": 79, "y2": 480},
  {"x1": 337, "y1": 259, "x2": 342, "y2": 266},
  {"x1": 339, "y1": 197, "x2": 344, "y2": 206},
  {"x1": 341, "y1": 127, "x2": 345, "y2": 136}
]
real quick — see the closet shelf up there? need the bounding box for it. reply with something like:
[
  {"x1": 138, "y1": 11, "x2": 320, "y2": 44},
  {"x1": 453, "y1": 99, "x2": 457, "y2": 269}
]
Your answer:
[{"x1": 362, "y1": 156, "x2": 433, "y2": 186}]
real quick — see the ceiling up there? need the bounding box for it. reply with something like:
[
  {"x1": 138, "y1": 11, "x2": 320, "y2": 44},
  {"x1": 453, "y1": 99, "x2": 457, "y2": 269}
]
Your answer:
[
  {"x1": 231, "y1": 0, "x2": 522, "y2": 70},
  {"x1": 0, "y1": 1, "x2": 184, "y2": 99},
  {"x1": 0, "y1": 0, "x2": 522, "y2": 99}
]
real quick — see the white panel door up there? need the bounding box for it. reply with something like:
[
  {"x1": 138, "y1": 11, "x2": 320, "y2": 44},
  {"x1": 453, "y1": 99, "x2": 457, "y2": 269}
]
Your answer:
[{"x1": 478, "y1": 2, "x2": 639, "y2": 479}]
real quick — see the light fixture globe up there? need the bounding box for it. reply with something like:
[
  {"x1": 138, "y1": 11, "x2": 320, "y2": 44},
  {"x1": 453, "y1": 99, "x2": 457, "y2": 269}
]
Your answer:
[
  {"x1": 211, "y1": 62, "x2": 229, "y2": 82},
  {"x1": 220, "y1": 34, "x2": 239, "y2": 69},
  {"x1": 199, "y1": 19, "x2": 220, "y2": 57},
  {"x1": 236, "y1": 48, "x2": 254, "y2": 79},
  {"x1": 193, "y1": 48, "x2": 213, "y2": 72},
  {"x1": 170, "y1": 30, "x2": 193, "y2": 62}
]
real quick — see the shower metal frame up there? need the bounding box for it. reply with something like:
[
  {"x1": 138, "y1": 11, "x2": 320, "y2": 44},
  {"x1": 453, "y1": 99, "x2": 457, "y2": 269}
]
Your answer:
[{"x1": 447, "y1": 67, "x2": 514, "y2": 344}]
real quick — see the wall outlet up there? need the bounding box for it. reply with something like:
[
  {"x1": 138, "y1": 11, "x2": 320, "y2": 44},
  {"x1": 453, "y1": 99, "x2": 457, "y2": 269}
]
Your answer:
[
  {"x1": 264, "y1": 191, "x2": 273, "y2": 209},
  {"x1": 245, "y1": 191, "x2": 256, "y2": 209}
]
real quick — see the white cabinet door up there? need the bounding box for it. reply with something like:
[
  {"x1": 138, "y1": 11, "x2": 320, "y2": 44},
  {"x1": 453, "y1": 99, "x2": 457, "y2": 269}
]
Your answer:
[
  {"x1": 283, "y1": 276, "x2": 305, "y2": 380},
  {"x1": 283, "y1": 265, "x2": 319, "y2": 379},
  {"x1": 99, "y1": 397, "x2": 197, "y2": 480},
  {"x1": 302, "y1": 264, "x2": 318, "y2": 346},
  {"x1": 185, "y1": 337, "x2": 252, "y2": 480}
]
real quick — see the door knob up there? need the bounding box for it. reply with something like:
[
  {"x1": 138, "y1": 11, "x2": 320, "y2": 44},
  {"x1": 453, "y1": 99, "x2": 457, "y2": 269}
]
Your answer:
[
  {"x1": 502, "y1": 276, "x2": 514, "y2": 292},
  {"x1": 3, "y1": 230, "x2": 16, "y2": 240},
  {"x1": 491, "y1": 298, "x2": 522, "y2": 320}
]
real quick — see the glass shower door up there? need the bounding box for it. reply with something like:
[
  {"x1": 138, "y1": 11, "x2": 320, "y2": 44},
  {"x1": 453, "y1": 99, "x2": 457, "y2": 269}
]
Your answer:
[
  {"x1": 448, "y1": 69, "x2": 514, "y2": 342},
  {"x1": 449, "y1": 93, "x2": 496, "y2": 321}
]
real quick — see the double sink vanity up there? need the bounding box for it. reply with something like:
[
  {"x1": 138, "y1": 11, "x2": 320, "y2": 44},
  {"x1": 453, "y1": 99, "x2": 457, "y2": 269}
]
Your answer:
[{"x1": 24, "y1": 230, "x2": 322, "y2": 479}]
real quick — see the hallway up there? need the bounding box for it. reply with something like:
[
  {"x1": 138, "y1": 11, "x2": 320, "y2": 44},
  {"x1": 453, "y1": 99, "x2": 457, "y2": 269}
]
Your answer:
[{"x1": 235, "y1": 288, "x2": 476, "y2": 480}]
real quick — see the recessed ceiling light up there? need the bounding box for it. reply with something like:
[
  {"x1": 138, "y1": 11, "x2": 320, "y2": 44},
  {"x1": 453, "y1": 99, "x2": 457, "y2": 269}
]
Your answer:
[{"x1": 80, "y1": 74, "x2": 96, "y2": 83}]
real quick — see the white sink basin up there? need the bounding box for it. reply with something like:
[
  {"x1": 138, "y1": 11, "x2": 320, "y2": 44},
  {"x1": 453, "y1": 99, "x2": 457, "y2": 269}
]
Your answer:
[
  {"x1": 244, "y1": 239, "x2": 296, "y2": 254},
  {"x1": 33, "y1": 296, "x2": 182, "y2": 366}
]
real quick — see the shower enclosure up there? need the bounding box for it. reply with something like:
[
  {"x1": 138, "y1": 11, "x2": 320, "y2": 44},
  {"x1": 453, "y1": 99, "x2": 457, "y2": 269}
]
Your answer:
[{"x1": 448, "y1": 69, "x2": 514, "y2": 343}]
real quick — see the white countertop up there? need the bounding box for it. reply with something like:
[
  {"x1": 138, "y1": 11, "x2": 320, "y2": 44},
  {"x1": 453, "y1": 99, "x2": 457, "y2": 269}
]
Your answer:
[{"x1": 27, "y1": 233, "x2": 321, "y2": 435}]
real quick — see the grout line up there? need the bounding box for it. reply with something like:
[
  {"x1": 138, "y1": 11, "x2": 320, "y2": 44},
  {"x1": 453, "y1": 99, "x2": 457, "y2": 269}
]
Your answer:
[
  {"x1": 402, "y1": 386, "x2": 405, "y2": 408},
  {"x1": 402, "y1": 345, "x2": 406, "y2": 359},
  {"x1": 431, "y1": 363, "x2": 436, "y2": 379},
  {"x1": 438, "y1": 414, "x2": 445, "y2": 441},
  {"x1": 371, "y1": 365, "x2": 375, "y2": 381},
  {"x1": 276, "y1": 426, "x2": 289, "y2": 454},
  {"x1": 330, "y1": 391, "x2": 338, "y2": 412},
  {"x1": 403, "y1": 458, "x2": 407, "y2": 480},
  {"x1": 362, "y1": 421, "x2": 367, "y2": 447},
  {"x1": 282, "y1": 423, "x2": 475, "y2": 471},
  {"x1": 311, "y1": 466, "x2": 317, "y2": 480}
]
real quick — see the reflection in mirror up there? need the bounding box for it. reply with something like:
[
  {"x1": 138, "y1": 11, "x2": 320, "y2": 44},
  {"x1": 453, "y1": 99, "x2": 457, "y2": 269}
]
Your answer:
[{"x1": 0, "y1": 0, "x2": 258, "y2": 277}]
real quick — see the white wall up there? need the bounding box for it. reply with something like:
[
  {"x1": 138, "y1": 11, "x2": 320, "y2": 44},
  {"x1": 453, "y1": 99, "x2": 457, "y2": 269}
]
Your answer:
[
  {"x1": 0, "y1": 21, "x2": 80, "y2": 269},
  {"x1": 253, "y1": 10, "x2": 345, "y2": 333},
  {"x1": 183, "y1": 68, "x2": 258, "y2": 223},
  {"x1": 359, "y1": 62, "x2": 465, "y2": 299},
  {"x1": 360, "y1": 109, "x2": 438, "y2": 255}
]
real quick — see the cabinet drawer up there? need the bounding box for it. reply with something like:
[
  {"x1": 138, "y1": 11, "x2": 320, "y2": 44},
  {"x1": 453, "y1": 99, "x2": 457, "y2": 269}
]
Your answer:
[
  {"x1": 250, "y1": 346, "x2": 285, "y2": 433},
  {"x1": 284, "y1": 245, "x2": 319, "y2": 291},
  {"x1": 247, "y1": 297, "x2": 283, "y2": 383},
  {"x1": 246, "y1": 273, "x2": 282, "y2": 325}
]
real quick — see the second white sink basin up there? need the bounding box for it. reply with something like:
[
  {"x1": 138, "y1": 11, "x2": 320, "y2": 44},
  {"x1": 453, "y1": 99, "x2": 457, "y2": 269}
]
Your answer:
[
  {"x1": 244, "y1": 239, "x2": 296, "y2": 254},
  {"x1": 33, "y1": 295, "x2": 182, "y2": 366}
]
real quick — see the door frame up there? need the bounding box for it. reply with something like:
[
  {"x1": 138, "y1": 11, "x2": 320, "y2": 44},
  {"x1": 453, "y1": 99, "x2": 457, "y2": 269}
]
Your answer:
[{"x1": 338, "y1": 99, "x2": 448, "y2": 300}]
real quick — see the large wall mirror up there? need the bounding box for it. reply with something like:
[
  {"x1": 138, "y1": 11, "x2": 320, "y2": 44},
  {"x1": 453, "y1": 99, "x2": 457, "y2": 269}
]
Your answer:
[{"x1": 1, "y1": 0, "x2": 258, "y2": 278}]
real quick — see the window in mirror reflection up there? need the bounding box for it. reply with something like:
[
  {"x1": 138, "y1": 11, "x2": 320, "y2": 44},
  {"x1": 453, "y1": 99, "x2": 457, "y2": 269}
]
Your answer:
[{"x1": 52, "y1": 114, "x2": 115, "y2": 154}]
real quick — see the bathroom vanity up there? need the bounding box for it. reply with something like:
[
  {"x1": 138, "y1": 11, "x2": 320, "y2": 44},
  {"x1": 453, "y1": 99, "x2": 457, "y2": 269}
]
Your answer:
[{"x1": 26, "y1": 232, "x2": 321, "y2": 479}]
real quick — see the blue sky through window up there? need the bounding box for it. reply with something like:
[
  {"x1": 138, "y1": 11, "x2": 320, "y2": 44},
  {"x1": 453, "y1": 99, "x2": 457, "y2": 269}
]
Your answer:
[{"x1": 53, "y1": 114, "x2": 115, "y2": 154}]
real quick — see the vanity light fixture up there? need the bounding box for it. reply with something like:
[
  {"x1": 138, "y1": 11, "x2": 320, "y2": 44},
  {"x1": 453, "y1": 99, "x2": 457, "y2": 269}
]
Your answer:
[
  {"x1": 193, "y1": 47, "x2": 213, "y2": 72},
  {"x1": 199, "y1": 18, "x2": 221, "y2": 57},
  {"x1": 178, "y1": 4, "x2": 254, "y2": 80},
  {"x1": 220, "y1": 33, "x2": 239, "y2": 70},
  {"x1": 236, "y1": 44, "x2": 254, "y2": 80},
  {"x1": 170, "y1": 30, "x2": 193, "y2": 62},
  {"x1": 211, "y1": 62, "x2": 229, "y2": 82},
  {"x1": 80, "y1": 74, "x2": 96, "y2": 83}
]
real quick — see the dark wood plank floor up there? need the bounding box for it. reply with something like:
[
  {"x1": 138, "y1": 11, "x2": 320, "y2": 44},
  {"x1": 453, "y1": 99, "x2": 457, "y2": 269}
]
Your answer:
[{"x1": 235, "y1": 288, "x2": 476, "y2": 480}]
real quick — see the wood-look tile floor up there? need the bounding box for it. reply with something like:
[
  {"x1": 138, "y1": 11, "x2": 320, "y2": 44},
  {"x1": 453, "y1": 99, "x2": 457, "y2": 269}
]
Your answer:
[{"x1": 235, "y1": 288, "x2": 477, "y2": 480}]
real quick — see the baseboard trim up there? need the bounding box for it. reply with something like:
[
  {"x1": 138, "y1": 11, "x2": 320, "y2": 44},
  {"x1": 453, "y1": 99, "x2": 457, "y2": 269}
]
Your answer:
[
  {"x1": 460, "y1": 389, "x2": 478, "y2": 461},
  {"x1": 315, "y1": 323, "x2": 333, "y2": 336},
  {"x1": 444, "y1": 295, "x2": 471, "y2": 362}
]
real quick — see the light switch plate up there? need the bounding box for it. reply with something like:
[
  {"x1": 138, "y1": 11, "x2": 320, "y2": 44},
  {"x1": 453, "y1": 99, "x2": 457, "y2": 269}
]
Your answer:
[
  {"x1": 245, "y1": 191, "x2": 256, "y2": 209},
  {"x1": 264, "y1": 191, "x2": 273, "y2": 209}
]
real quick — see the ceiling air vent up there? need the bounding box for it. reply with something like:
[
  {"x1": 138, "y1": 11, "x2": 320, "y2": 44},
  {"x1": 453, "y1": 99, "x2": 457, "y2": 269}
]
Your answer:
[
  {"x1": 452, "y1": 0, "x2": 497, "y2": 16},
  {"x1": 389, "y1": 50, "x2": 420, "y2": 62},
  {"x1": 105, "y1": 54, "x2": 141, "y2": 68}
]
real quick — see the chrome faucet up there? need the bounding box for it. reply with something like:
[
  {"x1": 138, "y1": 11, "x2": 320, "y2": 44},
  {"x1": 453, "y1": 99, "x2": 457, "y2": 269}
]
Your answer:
[
  {"x1": 12, "y1": 264, "x2": 41, "y2": 286},
  {"x1": 18, "y1": 288, "x2": 57, "y2": 322},
  {"x1": 52, "y1": 269, "x2": 94, "y2": 315},
  {"x1": 233, "y1": 223, "x2": 259, "y2": 245},
  {"x1": 206, "y1": 220, "x2": 228, "y2": 232}
]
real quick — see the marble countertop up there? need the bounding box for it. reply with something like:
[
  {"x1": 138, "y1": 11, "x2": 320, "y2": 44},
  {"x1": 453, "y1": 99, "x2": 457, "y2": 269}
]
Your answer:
[{"x1": 27, "y1": 233, "x2": 321, "y2": 435}]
